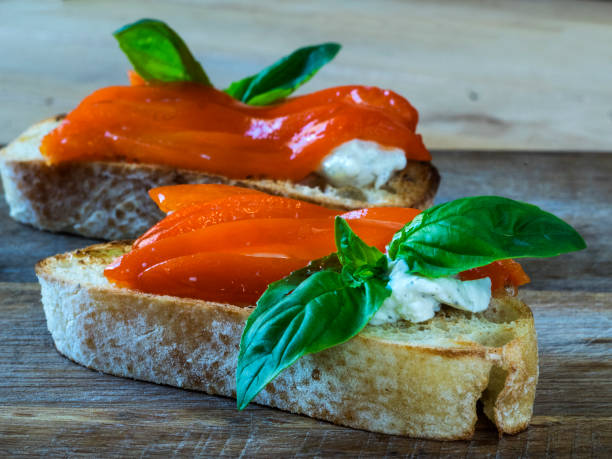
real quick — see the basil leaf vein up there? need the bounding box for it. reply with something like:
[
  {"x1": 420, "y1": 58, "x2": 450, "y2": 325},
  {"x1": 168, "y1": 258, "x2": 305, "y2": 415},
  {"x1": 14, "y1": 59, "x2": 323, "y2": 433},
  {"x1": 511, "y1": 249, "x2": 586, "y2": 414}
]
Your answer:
[
  {"x1": 114, "y1": 18, "x2": 211, "y2": 85},
  {"x1": 225, "y1": 43, "x2": 341, "y2": 105}
]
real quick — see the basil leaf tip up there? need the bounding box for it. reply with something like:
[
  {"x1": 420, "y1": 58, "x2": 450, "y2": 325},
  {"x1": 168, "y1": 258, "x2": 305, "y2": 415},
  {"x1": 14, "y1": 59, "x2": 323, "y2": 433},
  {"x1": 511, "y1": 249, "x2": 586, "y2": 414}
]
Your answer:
[
  {"x1": 225, "y1": 42, "x2": 341, "y2": 105},
  {"x1": 114, "y1": 18, "x2": 211, "y2": 85},
  {"x1": 388, "y1": 196, "x2": 587, "y2": 278}
]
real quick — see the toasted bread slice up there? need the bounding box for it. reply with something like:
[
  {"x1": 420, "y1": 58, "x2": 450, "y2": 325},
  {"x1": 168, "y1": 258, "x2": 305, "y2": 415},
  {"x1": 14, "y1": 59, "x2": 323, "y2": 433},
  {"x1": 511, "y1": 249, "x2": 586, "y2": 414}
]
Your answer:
[
  {"x1": 1, "y1": 117, "x2": 440, "y2": 240},
  {"x1": 36, "y1": 243, "x2": 538, "y2": 440}
]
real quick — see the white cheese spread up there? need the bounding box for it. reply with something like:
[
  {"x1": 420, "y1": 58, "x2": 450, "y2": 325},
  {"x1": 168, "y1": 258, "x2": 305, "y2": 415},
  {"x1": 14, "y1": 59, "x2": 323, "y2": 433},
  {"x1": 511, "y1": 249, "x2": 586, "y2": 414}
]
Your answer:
[
  {"x1": 318, "y1": 139, "x2": 407, "y2": 189},
  {"x1": 370, "y1": 259, "x2": 492, "y2": 325}
]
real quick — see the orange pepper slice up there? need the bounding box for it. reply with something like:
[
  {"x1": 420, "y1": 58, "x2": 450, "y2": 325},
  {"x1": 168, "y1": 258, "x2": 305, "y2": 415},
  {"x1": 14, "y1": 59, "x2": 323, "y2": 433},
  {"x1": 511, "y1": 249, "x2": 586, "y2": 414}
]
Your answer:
[
  {"x1": 149, "y1": 184, "x2": 265, "y2": 213},
  {"x1": 106, "y1": 217, "x2": 406, "y2": 289},
  {"x1": 127, "y1": 70, "x2": 146, "y2": 86},
  {"x1": 105, "y1": 185, "x2": 425, "y2": 304},
  {"x1": 134, "y1": 194, "x2": 338, "y2": 249},
  {"x1": 106, "y1": 182, "x2": 530, "y2": 304},
  {"x1": 135, "y1": 252, "x2": 309, "y2": 306},
  {"x1": 137, "y1": 185, "x2": 417, "y2": 249},
  {"x1": 459, "y1": 259, "x2": 530, "y2": 294},
  {"x1": 40, "y1": 84, "x2": 430, "y2": 182}
]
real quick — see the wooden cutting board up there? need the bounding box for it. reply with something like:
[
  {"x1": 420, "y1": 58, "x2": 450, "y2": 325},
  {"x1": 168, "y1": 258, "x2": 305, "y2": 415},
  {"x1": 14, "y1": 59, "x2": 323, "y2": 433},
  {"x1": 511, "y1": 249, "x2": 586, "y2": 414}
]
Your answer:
[{"x1": 1, "y1": 152, "x2": 611, "y2": 456}]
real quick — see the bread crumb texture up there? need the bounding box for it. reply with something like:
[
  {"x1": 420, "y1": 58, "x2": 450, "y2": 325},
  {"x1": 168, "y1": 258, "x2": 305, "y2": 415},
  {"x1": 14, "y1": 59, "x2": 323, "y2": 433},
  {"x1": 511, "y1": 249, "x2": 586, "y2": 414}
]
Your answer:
[{"x1": 36, "y1": 243, "x2": 537, "y2": 439}]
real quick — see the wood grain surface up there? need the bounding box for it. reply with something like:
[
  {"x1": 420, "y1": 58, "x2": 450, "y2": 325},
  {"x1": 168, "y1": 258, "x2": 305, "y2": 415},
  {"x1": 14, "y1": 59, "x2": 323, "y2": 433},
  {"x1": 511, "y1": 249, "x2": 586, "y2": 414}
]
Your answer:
[
  {"x1": 1, "y1": 0, "x2": 612, "y2": 150},
  {"x1": 1, "y1": 284, "x2": 610, "y2": 457}
]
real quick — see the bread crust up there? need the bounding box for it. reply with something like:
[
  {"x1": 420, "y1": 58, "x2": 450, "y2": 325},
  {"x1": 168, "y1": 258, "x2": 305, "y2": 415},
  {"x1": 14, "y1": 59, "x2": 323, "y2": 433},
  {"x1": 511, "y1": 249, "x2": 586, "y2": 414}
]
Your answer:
[
  {"x1": 35, "y1": 243, "x2": 538, "y2": 440},
  {"x1": 1, "y1": 118, "x2": 440, "y2": 240}
]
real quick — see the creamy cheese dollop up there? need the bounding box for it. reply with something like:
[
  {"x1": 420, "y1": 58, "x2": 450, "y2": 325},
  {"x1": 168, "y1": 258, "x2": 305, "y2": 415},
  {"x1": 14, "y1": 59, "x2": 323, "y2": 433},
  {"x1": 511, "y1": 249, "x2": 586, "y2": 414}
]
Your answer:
[
  {"x1": 370, "y1": 259, "x2": 492, "y2": 325},
  {"x1": 318, "y1": 139, "x2": 407, "y2": 189}
]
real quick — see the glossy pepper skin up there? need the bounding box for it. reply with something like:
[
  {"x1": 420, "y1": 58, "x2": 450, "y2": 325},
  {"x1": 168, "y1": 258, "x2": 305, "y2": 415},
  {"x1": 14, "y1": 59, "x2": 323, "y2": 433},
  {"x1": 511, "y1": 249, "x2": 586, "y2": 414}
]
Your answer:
[
  {"x1": 104, "y1": 185, "x2": 530, "y2": 306},
  {"x1": 40, "y1": 84, "x2": 430, "y2": 181},
  {"x1": 106, "y1": 215, "x2": 415, "y2": 301},
  {"x1": 136, "y1": 185, "x2": 423, "y2": 249},
  {"x1": 459, "y1": 259, "x2": 530, "y2": 295},
  {"x1": 104, "y1": 186, "x2": 420, "y2": 305}
]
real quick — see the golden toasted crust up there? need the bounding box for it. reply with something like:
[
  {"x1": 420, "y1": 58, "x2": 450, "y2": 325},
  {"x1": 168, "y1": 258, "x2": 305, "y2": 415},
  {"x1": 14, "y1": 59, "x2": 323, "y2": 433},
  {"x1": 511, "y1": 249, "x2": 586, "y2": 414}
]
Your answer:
[
  {"x1": 0, "y1": 117, "x2": 439, "y2": 239},
  {"x1": 35, "y1": 243, "x2": 538, "y2": 440}
]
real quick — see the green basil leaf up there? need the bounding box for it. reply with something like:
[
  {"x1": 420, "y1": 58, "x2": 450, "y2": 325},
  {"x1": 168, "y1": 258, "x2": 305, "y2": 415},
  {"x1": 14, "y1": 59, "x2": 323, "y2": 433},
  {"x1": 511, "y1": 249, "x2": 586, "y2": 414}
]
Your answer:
[
  {"x1": 236, "y1": 214, "x2": 394, "y2": 409},
  {"x1": 236, "y1": 270, "x2": 388, "y2": 410},
  {"x1": 256, "y1": 253, "x2": 341, "y2": 308},
  {"x1": 113, "y1": 18, "x2": 211, "y2": 85},
  {"x1": 388, "y1": 196, "x2": 587, "y2": 277},
  {"x1": 335, "y1": 217, "x2": 387, "y2": 282},
  {"x1": 225, "y1": 43, "x2": 341, "y2": 105}
]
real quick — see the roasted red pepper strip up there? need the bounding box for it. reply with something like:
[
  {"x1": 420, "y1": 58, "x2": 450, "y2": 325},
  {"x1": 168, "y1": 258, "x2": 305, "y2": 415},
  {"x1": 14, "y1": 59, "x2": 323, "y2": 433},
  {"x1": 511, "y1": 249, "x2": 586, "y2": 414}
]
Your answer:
[
  {"x1": 459, "y1": 259, "x2": 530, "y2": 294},
  {"x1": 106, "y1": 217, "x2": 407, "y2": 291},
  {"x1": 128, "y1": 70, "x2": 147, "y2": 86},
  {"x1": 149, "y1": 184, "x2": 265, "y2": 213},
  {"x1": 136, "y1": 185, "x2": 417, "y2": 249},
  {"x1": 136, "y1": 252, "x2": 309, "y2": 306},
  {"x1": 134, "y1": 194, "x2": 338, "y2": 249},
  {"x1": 105, "y1": 184, "x2": 529, "y2": 304},
  {"x1": 40, "y1": 84, "x2": 430, "y2": 181}
]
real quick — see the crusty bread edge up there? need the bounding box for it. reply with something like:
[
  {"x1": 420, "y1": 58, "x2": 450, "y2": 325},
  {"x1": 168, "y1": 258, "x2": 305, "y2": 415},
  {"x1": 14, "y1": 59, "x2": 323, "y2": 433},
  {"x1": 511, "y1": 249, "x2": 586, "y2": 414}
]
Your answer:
[
  {"x1": 35, "y1": 243, "x2": 538, "y2": 440},
  {"x1": 1, "y1": 117, "x2": 440, "y2": 239}
]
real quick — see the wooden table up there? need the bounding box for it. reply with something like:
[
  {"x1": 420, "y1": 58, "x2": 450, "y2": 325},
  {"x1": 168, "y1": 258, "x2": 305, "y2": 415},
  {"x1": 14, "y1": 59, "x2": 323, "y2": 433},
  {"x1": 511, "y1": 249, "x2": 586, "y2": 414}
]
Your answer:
[{"x1": 1, "y1": 152, "x2": 611, "y2": 456}]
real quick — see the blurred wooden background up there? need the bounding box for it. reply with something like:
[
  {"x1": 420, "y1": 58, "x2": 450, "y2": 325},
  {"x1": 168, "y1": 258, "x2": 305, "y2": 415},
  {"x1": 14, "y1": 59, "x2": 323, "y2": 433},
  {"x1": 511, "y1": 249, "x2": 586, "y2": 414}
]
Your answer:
[{"x1": 1, "y1": 0, "x2": 611, "y2": 150}]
